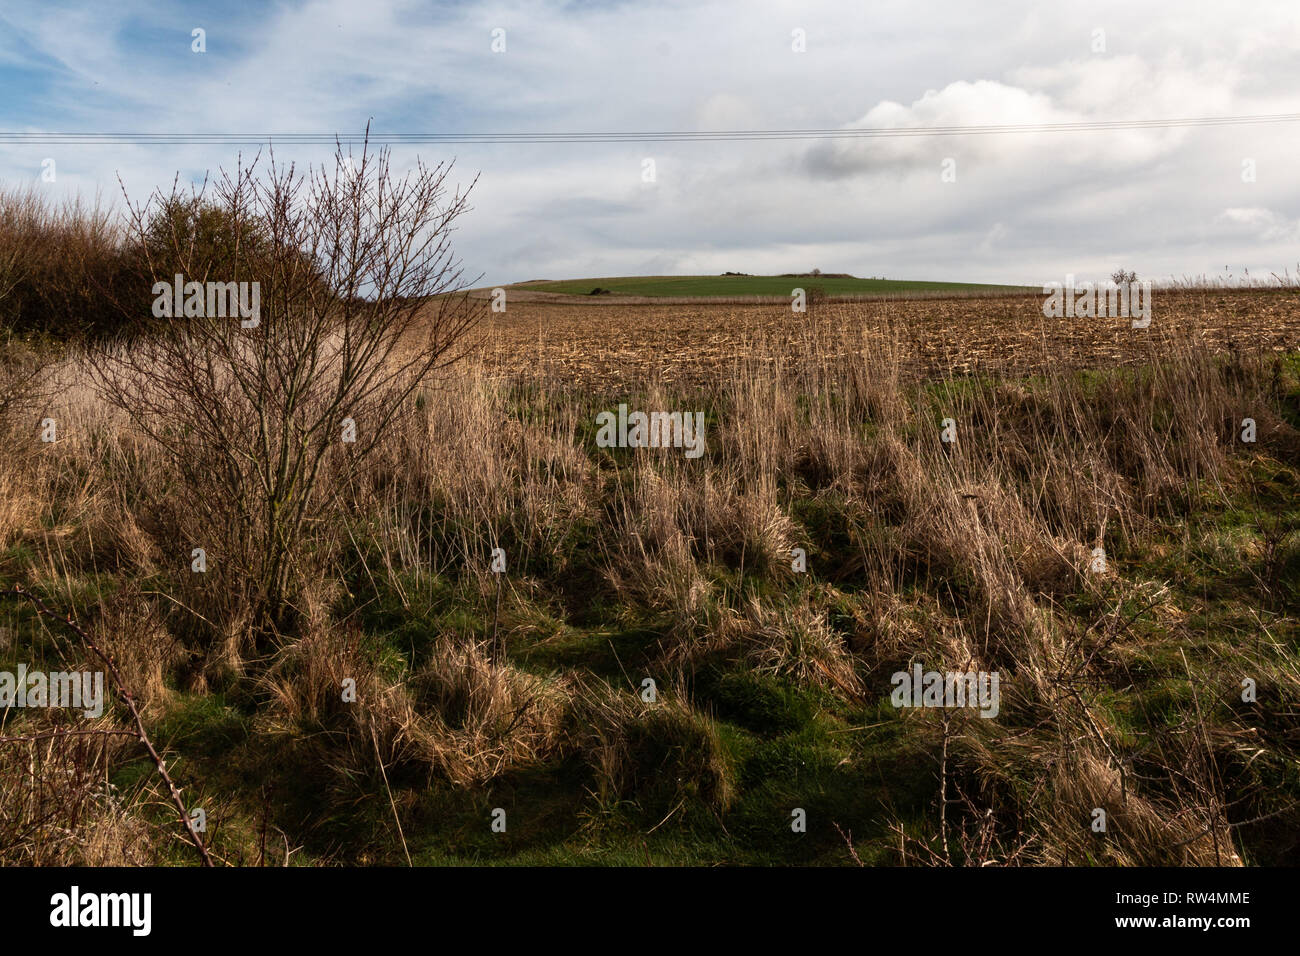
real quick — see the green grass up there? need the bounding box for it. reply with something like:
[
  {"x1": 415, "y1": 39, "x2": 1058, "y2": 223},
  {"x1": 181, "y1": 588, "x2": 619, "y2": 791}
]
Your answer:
[{"x1": 512, "y1": 274, "x2": 1035, "y2": 298}]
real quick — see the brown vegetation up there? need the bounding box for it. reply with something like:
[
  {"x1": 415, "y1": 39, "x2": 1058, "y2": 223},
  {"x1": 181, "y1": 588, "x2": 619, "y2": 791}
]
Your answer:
[
  {"x1": 2, "y1": 298, "x2": 1296, "y2": 864},
  {"x1": 469, "y1": 290, "x2": 1300, "y2": 391}
]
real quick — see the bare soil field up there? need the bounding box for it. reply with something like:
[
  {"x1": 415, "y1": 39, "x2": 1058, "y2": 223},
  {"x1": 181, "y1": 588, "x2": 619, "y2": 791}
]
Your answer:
[{"x1": 466, "y1": 290, "x2": 1300, "y2": 392}]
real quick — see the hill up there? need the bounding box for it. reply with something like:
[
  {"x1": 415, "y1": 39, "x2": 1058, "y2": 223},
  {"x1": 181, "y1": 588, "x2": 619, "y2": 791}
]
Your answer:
[{"x1": 511, "y1": 274, "x2": 1035, "y2": 298}]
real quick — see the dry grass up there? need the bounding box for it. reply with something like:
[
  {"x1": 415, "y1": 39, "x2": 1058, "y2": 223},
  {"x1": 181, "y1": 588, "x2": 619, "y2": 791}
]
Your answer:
[{"x1": 1, "y1": 288, "x2": 1297, "y2": 865}]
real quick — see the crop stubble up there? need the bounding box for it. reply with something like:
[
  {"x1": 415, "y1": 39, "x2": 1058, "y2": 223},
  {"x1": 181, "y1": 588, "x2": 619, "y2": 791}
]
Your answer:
[{"x1": 457, "y1": 290, "x2": 1300, "y2": 392}]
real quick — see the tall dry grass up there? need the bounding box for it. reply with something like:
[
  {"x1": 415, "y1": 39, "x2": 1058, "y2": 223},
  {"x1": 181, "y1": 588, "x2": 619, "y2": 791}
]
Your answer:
[{"x1": 0, "y1": 295, "x2": 1296, "y2": 865}]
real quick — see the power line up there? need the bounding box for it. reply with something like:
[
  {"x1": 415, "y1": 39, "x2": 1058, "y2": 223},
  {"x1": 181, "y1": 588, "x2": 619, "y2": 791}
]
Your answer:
[{"x1": 1, "y1": 112, "x2": 1298, "y2": 145}]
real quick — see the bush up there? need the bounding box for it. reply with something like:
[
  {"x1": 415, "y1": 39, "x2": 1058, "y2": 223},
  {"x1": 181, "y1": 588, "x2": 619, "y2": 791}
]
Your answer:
[
  {"x1": 91, "y1": 136, "x2": 485, "y2": 644},
  {"x1": 0, "y1": 187, "x2": 132, "y2": 340},
  {"x1": 0, "y1": 188, "x2": 301, "y2": 342}
]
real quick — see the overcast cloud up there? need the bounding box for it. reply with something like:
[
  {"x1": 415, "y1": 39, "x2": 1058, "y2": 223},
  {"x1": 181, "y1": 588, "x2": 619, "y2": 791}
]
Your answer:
[{"x1": 1, "y1": 0, "x2": 1297, "y2": 286}]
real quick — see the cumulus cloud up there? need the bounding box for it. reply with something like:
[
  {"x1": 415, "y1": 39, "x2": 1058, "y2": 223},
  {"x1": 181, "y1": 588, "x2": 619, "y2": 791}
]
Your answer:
[{"x1": 804, "y1": 80, "x2": 1069, "y2": 179}]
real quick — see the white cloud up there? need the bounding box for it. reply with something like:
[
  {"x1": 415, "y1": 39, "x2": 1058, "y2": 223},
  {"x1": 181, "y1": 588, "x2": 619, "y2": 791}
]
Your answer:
[{"x1": 1218, "y1": 207, "x2": 1300, "y2": 242}]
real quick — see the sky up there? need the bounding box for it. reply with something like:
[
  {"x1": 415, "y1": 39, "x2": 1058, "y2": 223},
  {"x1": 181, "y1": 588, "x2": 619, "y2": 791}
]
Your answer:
[{"x1": 1, "y1": 0, "x2": 1298, "y2": 288}]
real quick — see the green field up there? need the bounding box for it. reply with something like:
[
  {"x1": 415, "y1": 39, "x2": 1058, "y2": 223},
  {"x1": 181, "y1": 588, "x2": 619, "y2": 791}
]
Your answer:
[{"x1": 513, "y1": 274, "x2": 1035, "y2": 298}]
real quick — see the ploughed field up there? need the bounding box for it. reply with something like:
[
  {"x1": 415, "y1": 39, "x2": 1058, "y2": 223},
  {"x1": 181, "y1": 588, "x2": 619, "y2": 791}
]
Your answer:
[
  {"x1": 462, "y1": 289, "x2": 1300, "y2": 391},
  {"x1": 509, "y1": 274, "x2": 1033, "y2": 298}
]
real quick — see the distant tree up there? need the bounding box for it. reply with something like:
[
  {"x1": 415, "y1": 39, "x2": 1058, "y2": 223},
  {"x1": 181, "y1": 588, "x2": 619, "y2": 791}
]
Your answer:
[
  {"x1": 1111, "y1": 268, "x2": 1138, "y2": 285},
  {"x1": 811, "y1": 268, "x2": 821, "y2": 276}
]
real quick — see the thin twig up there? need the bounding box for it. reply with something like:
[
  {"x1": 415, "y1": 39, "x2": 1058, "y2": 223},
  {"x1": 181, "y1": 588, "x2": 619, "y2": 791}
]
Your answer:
[{"x1": 0, "y1": 584, "x2": 215, "y2": 866}]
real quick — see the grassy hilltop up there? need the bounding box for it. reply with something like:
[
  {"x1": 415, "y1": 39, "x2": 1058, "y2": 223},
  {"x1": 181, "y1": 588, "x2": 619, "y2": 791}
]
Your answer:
[{"x1": 513, "y1": 274, "x2": 1035, "y2": 298}]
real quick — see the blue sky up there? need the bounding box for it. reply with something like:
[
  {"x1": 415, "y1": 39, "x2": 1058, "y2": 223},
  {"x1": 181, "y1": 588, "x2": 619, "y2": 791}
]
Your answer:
[{"x1": 2, "y1": 0, "x2": 1298, "y2": 287}]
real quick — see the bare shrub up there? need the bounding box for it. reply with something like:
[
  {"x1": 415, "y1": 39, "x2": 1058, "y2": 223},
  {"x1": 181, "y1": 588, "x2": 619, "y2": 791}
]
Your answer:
[
  {"x1": 91, "y1": 134, "x2": 485, "y2": 646},
  {"x1": 0, "y1": 726, "x2": 156, "y2": 865}
]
